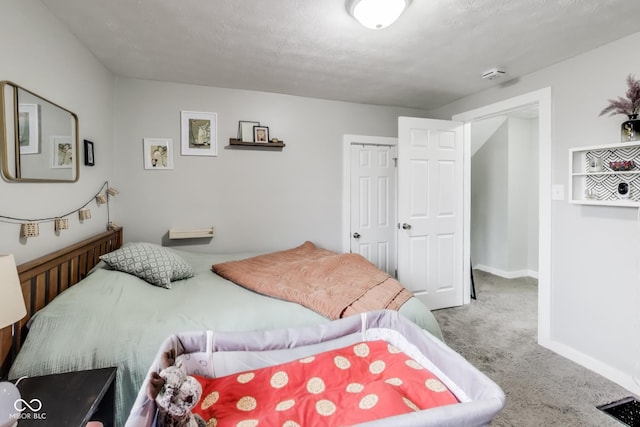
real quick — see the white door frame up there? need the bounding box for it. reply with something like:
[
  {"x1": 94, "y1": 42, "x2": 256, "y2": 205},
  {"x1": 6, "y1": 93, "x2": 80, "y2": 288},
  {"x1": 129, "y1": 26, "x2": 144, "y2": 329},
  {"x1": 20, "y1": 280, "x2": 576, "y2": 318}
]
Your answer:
[
  {"x1": 452, "y1": 87, "x2": 552, "y2": 346},
  {"x1": 342, "y1": 135, "x2": 398, "y2": 254}
]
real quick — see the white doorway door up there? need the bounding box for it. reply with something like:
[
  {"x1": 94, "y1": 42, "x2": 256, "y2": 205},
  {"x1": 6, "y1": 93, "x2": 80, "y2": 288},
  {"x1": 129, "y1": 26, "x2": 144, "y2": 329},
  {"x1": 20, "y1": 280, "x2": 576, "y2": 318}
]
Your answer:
[
  {"x1": 397, "y1": 117, "x2": 464, "y2": 310},
  {"x1": 349, "y1": 143, "x2": 397, "y2": 275}
]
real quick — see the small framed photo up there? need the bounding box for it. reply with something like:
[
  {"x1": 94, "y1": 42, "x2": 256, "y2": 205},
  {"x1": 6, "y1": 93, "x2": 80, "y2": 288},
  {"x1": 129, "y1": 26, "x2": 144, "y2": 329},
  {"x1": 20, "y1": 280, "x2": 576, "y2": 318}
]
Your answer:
[
  {"x1": 238, "y1": 120, "x2": 260, "y2": 142},
  {"x1": 18, "y1": 104, "x2": 39, "y2": 154},
  {"x1": 143, "y1": 138, "x2": 174, "y2": 170},
  {"x1": 253, "y1": 126, "x2": 269, "y2": 143},
  {"x1": 84, "y1": 140, "x2": 95, "y2": 166},
  {"x1": 50, "y1": 136, "x2": 73, "y2": 168},
  {"x1": 181, "y1": 111, "x2": 217, "y2": 156}
]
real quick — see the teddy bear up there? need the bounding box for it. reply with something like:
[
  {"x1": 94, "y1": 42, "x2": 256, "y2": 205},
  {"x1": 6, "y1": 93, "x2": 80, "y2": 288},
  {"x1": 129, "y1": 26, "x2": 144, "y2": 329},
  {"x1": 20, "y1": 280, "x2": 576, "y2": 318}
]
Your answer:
[{"x1": 146, "y1": 350, "x2": 207, "y2": 427}]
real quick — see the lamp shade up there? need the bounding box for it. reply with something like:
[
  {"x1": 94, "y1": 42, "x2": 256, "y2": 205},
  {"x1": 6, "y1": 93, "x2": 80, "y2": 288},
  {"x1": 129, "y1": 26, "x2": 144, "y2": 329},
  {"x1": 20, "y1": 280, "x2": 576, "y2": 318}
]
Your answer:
[
  {"x1": 347, "y1": 0, "x2": 408, "y2": 29},
  {"x1": 0, "y1": 254, "x2": 27, "y2": 329}
]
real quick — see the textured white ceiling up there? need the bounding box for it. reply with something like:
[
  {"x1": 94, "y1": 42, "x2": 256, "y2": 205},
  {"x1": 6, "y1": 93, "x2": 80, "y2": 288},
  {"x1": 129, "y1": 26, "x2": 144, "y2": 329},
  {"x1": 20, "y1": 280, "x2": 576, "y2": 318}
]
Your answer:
[{"x1": 41, "y1": 0, "x2": 640, "y2": 110}]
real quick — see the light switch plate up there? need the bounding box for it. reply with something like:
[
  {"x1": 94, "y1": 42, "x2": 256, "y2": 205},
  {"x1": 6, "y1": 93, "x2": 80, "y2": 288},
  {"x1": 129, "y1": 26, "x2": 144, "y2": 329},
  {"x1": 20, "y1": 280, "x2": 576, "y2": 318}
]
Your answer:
[{"x1": 552, "y1": 185, "x2": 564, "y2": 201}]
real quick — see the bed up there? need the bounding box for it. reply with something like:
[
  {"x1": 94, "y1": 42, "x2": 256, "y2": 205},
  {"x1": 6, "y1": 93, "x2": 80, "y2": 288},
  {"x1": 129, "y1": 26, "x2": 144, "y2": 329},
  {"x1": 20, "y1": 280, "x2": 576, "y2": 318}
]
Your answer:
[{"x1": 2, "y1": 229, "x2": 448, "y2": 427}]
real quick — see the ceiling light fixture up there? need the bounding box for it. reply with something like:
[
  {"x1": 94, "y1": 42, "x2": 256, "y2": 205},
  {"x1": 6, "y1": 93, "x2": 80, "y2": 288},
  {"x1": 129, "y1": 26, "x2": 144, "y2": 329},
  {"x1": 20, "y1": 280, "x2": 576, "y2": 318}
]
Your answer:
[{"x1": 346, "y1": 0, "x2": 410, "y2": 30}]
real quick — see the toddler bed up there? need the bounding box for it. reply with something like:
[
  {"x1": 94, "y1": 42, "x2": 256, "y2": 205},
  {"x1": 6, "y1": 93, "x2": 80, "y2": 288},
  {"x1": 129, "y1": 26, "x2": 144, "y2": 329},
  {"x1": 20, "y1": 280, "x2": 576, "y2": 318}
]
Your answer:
[{"x1": 127, "y1": 310, "x2": 505, "y2": 427}]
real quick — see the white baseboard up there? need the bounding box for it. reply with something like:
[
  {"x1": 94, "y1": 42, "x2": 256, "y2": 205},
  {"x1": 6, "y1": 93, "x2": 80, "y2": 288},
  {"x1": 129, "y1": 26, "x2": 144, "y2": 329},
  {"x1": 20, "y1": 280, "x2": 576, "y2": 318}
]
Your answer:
[
  {"x1": 540, "y1": 337, "x2": 640, "y2": 396},
  {"x1": 474, "y1": 264, "x2": 539, "y2": 279}
]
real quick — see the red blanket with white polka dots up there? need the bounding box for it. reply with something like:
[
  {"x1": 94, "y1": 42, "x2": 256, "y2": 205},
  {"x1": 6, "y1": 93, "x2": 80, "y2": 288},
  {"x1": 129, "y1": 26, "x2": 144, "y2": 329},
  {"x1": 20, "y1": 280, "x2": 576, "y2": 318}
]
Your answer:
[{"x1": 192, "y1": 340, "x2": 459, "y2": 427}]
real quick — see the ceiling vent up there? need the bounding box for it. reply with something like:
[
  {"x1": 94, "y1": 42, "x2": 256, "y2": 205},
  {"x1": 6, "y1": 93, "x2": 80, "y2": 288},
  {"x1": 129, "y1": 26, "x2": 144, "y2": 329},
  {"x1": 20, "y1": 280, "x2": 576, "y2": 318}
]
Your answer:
[{"x1": 482, "y1": 68, "x2": 506, "y2": 80}]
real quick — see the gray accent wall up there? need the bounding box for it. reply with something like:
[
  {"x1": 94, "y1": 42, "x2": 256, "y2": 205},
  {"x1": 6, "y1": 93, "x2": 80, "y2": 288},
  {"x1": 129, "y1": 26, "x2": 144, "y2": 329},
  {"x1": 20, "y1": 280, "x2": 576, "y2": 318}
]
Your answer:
[
  {"x1": 0, "y1": 0, "x2": 115, "y2": 264},
  {"x1": 1, "y1": 3, "x2": 428, "y2": 263},
  {"x1": 111, "y1": 77, "x2": 427, "y2": 254}
]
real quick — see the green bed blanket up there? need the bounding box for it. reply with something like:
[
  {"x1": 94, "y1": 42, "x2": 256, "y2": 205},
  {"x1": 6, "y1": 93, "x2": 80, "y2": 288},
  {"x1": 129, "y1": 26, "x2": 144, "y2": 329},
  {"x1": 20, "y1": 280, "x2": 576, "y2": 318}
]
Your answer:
[{"x1": 9, "y1": 248, "x2": 443, "y2": 427}]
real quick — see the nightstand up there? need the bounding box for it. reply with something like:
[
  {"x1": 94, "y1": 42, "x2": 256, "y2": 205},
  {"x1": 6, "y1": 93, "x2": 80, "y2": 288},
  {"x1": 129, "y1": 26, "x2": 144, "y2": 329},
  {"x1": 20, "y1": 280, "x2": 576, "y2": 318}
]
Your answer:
[{"x1": 13, "y1": 367, "x2": 116, "y2": 427}]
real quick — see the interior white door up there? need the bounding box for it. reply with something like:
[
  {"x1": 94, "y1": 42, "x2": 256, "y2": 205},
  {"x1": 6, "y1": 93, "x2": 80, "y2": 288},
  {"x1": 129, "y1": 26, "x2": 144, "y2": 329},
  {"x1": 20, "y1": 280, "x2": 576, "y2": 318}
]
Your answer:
[
  {"x1": 397, "y1": 117, "x2": 464, "y2": 310},
  {"x1": 350, "y1": 144, "x2": 397, "y2": 275}
]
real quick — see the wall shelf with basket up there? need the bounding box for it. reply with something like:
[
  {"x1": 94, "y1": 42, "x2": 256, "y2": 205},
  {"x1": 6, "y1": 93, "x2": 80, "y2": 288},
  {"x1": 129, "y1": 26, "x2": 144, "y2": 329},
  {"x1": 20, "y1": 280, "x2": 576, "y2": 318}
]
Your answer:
[{"x1": 569, "y1": 141, "x2": 640, "y2": 207}]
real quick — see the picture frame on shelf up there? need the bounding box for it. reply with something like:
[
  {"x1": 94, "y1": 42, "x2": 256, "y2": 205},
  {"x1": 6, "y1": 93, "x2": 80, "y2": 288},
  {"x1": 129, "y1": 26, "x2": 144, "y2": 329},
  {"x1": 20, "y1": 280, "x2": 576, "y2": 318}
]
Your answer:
[
  {"x1": 253, "y1": 126, "x2": 269, "y2": 143},
  {"x1": 18, "y1": 103, "x2": 39, "y2": 154},
  {"x1": 238, "y1": 120, "x2": 260, "y2": 142},
  {"x1": 50, "y1": 136, "x2": 73, "y2": 168},
  {"x1": 84, "y1": 140, "x2": 95, "y2": 166},
  {"x1": 181, "y1": 111, "x2": 217, "y2": 156},
  {"x1": 143, "y1": 138, "x2": 174, "y2": 170}
]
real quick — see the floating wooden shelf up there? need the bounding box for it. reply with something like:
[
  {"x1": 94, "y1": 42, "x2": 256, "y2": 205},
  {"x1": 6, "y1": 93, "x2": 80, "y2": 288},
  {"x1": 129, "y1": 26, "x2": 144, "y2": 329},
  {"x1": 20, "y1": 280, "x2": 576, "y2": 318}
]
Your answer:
[{"x1": 226, "y1": 138, "x2": 286, "y2": 149}]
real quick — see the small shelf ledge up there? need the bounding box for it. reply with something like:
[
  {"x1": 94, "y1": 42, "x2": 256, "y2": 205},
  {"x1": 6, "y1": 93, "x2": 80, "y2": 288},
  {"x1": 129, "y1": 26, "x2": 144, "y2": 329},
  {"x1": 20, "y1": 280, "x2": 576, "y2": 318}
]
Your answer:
[
  {"x1": 226, "y1": 138, "x2": 285, "y2": 150},
  {"x1": 569, "y1": 199, "x2": 640, "y2": 207},
  {"x1": 571, "y1": 171, "x2": 640, "y2": 177},
  {"x1": 169, "y1": 227, "x2": 215, "y2": 240}
]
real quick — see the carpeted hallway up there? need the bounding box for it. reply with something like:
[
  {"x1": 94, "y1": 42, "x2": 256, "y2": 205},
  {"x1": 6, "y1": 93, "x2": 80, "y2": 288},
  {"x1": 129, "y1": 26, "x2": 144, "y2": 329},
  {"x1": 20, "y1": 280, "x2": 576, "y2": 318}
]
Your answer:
[{"x1": 432, "y1": 270, "x2": 633, "y2": 426}]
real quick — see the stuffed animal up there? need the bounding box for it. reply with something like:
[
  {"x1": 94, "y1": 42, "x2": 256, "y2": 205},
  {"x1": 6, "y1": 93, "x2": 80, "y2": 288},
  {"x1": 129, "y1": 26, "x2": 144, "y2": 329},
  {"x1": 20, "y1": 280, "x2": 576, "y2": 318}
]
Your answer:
[{"x1": 147, "y1": 350, "x2": 206, "y2": 427}]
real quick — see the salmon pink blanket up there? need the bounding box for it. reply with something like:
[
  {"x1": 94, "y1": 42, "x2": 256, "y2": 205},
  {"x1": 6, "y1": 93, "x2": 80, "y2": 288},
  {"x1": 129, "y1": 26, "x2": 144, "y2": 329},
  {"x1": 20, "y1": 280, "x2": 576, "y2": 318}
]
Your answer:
[{"x1": 211, "y1": 242, "x2": 412, "y2": 319}]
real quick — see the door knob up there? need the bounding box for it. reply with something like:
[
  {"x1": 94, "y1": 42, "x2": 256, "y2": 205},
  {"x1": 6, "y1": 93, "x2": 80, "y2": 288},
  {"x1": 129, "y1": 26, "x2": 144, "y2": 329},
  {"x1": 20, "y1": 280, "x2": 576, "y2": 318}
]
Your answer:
[
  {"x1": 402, "y1": 223, "x2": 412, "y2": 230},
  {"x1": 353, "y1": 232, "x2": 361, "y2": 239}
]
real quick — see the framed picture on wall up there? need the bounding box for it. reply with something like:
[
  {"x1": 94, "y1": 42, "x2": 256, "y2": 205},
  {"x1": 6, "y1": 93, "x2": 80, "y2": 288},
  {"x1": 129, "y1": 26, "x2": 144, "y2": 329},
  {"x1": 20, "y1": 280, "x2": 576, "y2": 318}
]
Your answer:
[
  {"x1": 18, "y1": 103, "x2": 39, "y2": 154},
  {"x1": 50, "y1": 136, "x2": 73, "y2": 168},
  {"x1": 237, "y1": 120, "x2": 260, "y2": 142},
  {"x1": 181, "y1": 111, "x2": 217, "y2": 156},
  {"x1": 143, "y1": 138, "x2": 174, "y2": 170},
  {"x1": 253, "y1": 126, "x2": 269, "y2": 143},
  {"x1": 84, "y1": 140, "x2": 95, "y2": 166}
]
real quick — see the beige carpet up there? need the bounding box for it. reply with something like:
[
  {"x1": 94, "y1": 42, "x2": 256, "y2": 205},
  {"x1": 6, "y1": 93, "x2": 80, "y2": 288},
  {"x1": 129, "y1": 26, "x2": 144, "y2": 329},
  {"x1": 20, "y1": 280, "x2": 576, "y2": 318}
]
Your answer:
[{"x1": 432, "y1": 270, "x2": 633, "y2": 427}]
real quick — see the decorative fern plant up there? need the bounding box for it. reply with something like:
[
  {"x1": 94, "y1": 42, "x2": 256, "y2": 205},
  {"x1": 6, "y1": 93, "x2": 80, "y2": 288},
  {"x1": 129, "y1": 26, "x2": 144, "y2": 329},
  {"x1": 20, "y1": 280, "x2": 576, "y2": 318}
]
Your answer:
[{"x1": 599, "y1": 74, "x2": 640, "y2": 118}]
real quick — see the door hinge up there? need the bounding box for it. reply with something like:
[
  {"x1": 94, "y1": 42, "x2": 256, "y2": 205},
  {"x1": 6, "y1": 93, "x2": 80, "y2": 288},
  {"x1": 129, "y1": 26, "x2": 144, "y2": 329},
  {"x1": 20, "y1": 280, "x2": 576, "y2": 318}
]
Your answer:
[
  {"x1": 393, "y1": 157, "x2": 398, "y2": 167},
  {"x1": 394, "y1": 269, "x2": 398, "y2": 278}
]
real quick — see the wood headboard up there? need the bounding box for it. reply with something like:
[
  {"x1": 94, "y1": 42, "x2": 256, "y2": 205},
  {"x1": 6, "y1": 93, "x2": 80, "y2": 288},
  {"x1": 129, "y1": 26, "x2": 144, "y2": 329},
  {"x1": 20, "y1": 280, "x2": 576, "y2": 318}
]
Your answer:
[{"x1": 0, "y1": 227, "x2": 123, "y2": 378}]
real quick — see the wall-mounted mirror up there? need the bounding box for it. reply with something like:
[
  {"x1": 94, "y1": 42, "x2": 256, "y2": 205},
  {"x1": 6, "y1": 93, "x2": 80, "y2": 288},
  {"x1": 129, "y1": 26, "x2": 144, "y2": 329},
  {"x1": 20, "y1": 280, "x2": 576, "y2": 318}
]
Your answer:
[{"x1": 1, "y1": 81, "x2": 79, "y2": 182}]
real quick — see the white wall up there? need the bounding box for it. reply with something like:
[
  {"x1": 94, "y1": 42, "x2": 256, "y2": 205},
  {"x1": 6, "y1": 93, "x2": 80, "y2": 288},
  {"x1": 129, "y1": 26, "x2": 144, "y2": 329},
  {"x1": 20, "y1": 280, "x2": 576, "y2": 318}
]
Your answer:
[
  {"x1": 507, "y1": 117, "x2": 538, "y2": 274},
  {"x1": 527, "y1": 119, "x2": 540, "y2": 272},
  {"x1": 111, "y1": 77, "x2": 428, "y2": 253},
  {"x1": 471, "y1": 116, "x2": 538, "y2": 277},
  {"x1": 471, "y1": 121, "x2": 509, "y2": 270},
  {"x1": 429, "y1": 32, "x2": 640, "y2": 393},
  {"x1": 0, "y1": 0, "x2": 115, "y2": 264}
]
